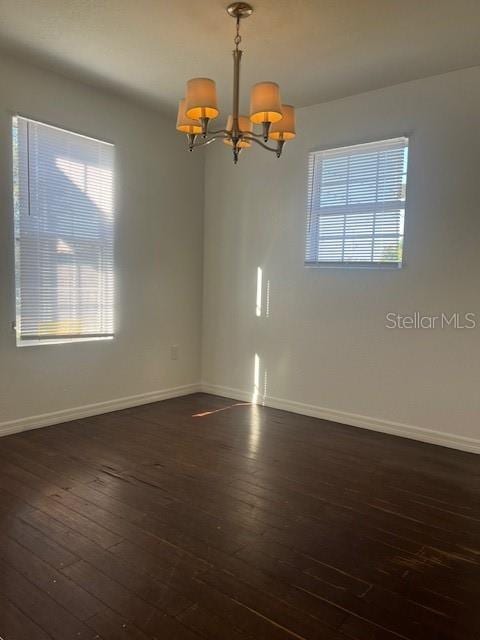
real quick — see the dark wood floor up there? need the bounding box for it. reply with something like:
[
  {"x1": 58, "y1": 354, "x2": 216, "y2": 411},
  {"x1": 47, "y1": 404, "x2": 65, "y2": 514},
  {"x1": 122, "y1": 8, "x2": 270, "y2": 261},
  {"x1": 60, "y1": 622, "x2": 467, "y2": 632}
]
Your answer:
[{"x1": 0, "y1": 393, "x2": 478, "y2": 640}]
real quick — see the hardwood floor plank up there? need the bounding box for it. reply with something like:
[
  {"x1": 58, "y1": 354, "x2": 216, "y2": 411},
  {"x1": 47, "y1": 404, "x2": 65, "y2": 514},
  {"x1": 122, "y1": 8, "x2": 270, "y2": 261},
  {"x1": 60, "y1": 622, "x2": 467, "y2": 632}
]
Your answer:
[
  {"x1": 0, "y1": 472, "x2": 122, "y2": 549},
  {"x1": 0, "y1": 532, "x2": 105, "y2": 621},
  {"x1": 0, "y1": 593, "x2": 52, "y2": 640},
  {"x1": 86, "y1": 608, "x2": 150, "y2": 640},
  {"x1": 62, "y1": 561, "x2": 202, "y2": 639},
  {"x1": 1, "y1": 513, "x2": 79, "y2": 569},
  {"x1": 62, "y1": 560, "x2": 164, "y2": 629},
  {"x1": 108, "y1": 541, "x2": 317, "y2": 640},
  {"x1": 0, "y1": 558, "x2": 99, "y2": 639},
  {"x1": 177, "y1": 603, "x2": 255, "y2": 640},
  {"x1": 197, "y1": 568, "x2": 344, "y2": 639},
  {"x1": 17, "y1": 508, "x2": 195, "y2": 617}
]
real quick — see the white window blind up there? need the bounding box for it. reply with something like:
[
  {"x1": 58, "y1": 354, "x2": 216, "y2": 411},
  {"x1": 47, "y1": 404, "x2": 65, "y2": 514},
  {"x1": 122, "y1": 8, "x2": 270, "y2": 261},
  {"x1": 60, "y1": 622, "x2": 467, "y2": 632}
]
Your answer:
[
  {"x1": 305, "y1": 137, "x2": 408, "y2": 267},
  {"x1": 13, "y1": 116, "x2": 115, "y2": 345}
]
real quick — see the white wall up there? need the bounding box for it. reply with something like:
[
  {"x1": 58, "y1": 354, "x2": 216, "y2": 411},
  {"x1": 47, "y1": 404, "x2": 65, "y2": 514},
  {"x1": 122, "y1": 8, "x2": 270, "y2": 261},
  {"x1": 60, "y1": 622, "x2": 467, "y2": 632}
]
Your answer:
[
  {"x1": 202, "y1": 67, "x2": 480, "y2": 451},
  {"x1": 0, "y1": 53, "x2": 204, "y2": 428}
]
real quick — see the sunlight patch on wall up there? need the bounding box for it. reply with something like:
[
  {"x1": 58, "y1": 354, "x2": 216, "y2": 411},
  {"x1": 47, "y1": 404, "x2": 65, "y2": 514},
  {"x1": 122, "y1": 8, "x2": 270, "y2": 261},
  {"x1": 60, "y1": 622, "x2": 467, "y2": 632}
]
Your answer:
[
  {"x1": 252, "y1": 352, "x2": 260, "y2": 403},
  {"x1": 256, "y1": 267, "x2": 263, "y2": 317}
]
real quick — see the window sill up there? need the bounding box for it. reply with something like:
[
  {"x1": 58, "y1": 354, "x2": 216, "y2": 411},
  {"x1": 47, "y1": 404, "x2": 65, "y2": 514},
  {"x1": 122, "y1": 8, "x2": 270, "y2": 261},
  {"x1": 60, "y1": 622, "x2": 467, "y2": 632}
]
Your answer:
[
  {"x1": 16, "y1": 335, "x2": 114, "y2": 347},
  {"x1": 304, "y1": 261, "x2": 403, "y2": 270}
]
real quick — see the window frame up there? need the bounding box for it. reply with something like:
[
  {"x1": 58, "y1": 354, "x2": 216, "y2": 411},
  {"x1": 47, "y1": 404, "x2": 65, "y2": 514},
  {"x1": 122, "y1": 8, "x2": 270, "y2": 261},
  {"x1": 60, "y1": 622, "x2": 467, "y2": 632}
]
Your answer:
[
  {"x1": 11, "y1": 114, "x2": 116, "y2": 347},
  {"x1": 304, "y1": 135, "x2": 410, "y2": 270}
]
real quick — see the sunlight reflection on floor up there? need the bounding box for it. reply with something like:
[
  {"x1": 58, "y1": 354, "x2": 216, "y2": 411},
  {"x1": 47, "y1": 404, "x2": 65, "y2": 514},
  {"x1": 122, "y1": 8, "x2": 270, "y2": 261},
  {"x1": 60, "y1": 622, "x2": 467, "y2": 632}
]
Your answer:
[{"x1": 192, "y1": 402, "x2": 250, "y2": 418}]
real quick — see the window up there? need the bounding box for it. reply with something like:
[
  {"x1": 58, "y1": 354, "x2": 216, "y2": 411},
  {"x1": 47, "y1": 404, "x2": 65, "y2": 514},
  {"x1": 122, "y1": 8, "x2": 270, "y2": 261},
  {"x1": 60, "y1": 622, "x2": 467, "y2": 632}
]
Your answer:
[
  {"x1": 305, "y1": 137, "x2": 408, "y2": 267},
  {"x1": 12, "y1": 116, "x2": 114, "y2": 345}
]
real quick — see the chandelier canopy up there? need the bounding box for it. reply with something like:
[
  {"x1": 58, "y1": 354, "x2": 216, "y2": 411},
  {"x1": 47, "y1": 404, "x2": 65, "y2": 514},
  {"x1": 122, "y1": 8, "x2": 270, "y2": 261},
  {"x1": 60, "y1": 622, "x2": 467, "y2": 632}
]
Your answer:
[{"x1": 176, "y1": 2, "x2": 296, "y2": 164}]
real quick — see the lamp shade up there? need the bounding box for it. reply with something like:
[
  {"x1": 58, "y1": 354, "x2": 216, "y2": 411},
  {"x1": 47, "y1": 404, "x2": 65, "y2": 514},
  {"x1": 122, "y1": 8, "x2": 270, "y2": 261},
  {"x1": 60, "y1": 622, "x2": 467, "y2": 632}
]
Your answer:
[
  {"x1": 185, "y1": 78, "x2": 219, "y2": 120},
  {"x1": 176, "y1": 99, "x2": 202, "y2": 134},
  {"x1": 224, "y1": 115, "x2": 253, "y2": 148},
  {"x1": 269, "y1": 104, "x2": 296, "y2": 140},
  {"x1": 249, "y1": 82, "x2": 283, "y2": 124}
]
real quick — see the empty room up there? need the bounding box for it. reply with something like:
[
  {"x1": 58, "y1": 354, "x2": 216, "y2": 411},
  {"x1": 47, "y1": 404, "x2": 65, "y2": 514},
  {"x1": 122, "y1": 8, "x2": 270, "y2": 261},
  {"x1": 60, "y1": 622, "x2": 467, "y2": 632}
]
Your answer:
[{"x1": 0, "y1": 1, "x2": 479, "y2": 638}]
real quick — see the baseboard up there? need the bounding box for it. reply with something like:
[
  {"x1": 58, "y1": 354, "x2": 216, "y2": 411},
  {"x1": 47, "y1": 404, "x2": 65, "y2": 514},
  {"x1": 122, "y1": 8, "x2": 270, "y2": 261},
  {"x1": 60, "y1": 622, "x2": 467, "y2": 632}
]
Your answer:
[
  {"x1": 0, "y1": 383, "x2": 202, "y2": 438},
  {"x1": 2, "y1": 380, "x2": 477, "y2": 454},
  {"x1": 200, "y1": 382, "x2": 480, "y2": 454}
]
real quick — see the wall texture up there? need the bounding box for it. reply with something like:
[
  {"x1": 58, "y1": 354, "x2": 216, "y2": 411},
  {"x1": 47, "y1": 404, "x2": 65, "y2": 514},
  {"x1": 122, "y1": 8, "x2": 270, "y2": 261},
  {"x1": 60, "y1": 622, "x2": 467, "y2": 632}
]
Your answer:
[
  {"x1": 0, "y1": 53, "x2": 204, "y2": 430},
  {"x1": 202, "y1": 66, "x2": 480, "y2": 452}
]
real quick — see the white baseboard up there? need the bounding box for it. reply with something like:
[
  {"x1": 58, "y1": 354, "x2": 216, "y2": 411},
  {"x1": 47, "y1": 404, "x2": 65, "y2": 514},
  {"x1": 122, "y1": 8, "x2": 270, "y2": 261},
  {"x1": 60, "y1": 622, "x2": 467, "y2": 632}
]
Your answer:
[
  {"x1": 200, "y1": 382, "x2": 480, "y2": 454},
  {"x1": 0, "y1": 383, "x2": 201, "y2": 438},
  {"x1": 2, "y1": 380, "x2": 477, "y2": 455}
]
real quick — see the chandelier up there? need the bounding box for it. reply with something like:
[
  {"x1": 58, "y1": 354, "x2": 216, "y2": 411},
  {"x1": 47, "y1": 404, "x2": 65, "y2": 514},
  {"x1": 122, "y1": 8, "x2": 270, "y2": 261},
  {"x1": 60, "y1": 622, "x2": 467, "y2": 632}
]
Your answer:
[{"x1": 176, "y1": 2, "x2": 296, "y2": 164}]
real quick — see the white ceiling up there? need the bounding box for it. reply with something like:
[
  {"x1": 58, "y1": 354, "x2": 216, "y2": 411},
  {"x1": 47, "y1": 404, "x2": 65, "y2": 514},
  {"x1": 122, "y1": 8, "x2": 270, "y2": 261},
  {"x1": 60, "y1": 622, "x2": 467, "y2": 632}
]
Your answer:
[{"x1": 1, "y1": 0, "x2": 480, "y2": 119}]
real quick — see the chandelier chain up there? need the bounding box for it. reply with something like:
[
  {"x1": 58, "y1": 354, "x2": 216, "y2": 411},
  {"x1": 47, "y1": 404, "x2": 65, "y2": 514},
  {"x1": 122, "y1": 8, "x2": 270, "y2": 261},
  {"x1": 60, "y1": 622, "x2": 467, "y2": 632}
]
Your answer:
[{"x1": 234, "y1": 17, "x2": 241, "y2": 50}]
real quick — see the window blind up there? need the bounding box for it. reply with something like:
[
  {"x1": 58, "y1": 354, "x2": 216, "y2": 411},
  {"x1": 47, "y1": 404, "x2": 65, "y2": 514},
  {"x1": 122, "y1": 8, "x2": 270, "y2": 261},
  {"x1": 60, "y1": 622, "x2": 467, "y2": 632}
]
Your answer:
[
  {"x1": 305, "y1": 137, "x2": 408, "y2": 267},
  {"x1": 13, "y1": 116, "x2": 115, "y2": 345}
]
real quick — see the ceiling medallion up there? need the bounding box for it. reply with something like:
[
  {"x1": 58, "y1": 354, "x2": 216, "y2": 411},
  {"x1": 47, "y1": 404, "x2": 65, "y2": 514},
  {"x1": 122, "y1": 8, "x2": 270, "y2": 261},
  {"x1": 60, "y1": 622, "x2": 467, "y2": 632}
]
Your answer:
[{"x1": 176, "y1": 2, "x2": 296, "y2": 164}]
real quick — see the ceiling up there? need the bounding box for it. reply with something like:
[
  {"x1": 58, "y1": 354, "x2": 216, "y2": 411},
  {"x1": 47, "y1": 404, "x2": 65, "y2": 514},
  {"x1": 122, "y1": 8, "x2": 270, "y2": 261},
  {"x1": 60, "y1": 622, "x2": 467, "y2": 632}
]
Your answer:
[{"x1": 1, "y1": 0, "x2": 480, "y2": 119}]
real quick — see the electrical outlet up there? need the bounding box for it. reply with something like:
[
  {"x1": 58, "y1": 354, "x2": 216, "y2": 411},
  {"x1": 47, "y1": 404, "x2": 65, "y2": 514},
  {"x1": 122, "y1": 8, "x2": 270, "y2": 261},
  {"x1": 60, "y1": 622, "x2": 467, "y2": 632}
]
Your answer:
[{"x1": 170, "y1": 344, "x2": 179, "y2": 360}]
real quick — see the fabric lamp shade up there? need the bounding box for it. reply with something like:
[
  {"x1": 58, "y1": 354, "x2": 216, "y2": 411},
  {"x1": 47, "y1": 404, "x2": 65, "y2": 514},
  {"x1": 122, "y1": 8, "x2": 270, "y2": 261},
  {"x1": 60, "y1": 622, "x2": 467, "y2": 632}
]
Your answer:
[
  {"x1": 185, "y1": 78, "x2": 219, "y2": 120},
  {"x1": 176, "y1": 99, "x2": 202, "y2": 134},
  {"x1": 249, "y1": 82, "x2": 283, "y2": 124},
  {"x1": 224, "y1": 115, "x2": 253, "y2": 148},
  {"x1": 269, "y1": 104, "x2": 296, "y2": 140}
]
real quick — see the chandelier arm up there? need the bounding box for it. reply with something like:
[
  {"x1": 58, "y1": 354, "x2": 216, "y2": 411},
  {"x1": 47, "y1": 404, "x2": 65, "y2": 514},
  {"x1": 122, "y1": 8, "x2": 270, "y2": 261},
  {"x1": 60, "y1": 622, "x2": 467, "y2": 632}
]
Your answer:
[
  {"x1": 190, "y1": 134, "x2": 228, "y2": 149},
  {"x1": 245, "y1": 130, "x2": 265, "y2": 138},
  {"x1": 243, "y1": 136, "x2": 277, "y2": 152},
  {"x1": 207, "y1": 129, "x2": 231, "y2": 136},
  {"x1": 243, "y1": 135, "x2": 285, "y2": 158}
]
